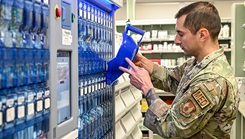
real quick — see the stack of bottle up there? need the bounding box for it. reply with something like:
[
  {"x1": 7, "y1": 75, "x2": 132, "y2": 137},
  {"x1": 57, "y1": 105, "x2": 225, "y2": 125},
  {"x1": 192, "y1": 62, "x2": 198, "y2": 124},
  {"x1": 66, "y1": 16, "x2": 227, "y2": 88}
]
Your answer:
[
  {"x1": 78, "y1": 0, "x2": 114, "y2": 138},
  {"x1": 0, "y1": 0, "x2": 50, "y2": 138}
]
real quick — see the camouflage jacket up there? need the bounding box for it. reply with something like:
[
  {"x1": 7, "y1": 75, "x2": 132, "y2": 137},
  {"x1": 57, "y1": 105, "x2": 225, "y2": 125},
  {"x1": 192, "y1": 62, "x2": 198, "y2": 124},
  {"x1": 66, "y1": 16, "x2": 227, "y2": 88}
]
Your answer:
[{"x1": 144, "y1": 48, "x2": 239, "y2": 139}]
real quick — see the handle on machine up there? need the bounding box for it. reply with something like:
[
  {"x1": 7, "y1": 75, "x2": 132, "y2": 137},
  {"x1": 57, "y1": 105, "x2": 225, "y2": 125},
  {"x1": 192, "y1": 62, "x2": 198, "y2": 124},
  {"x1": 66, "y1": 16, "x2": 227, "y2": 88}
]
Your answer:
[{"x1": 125, "y1": 25, "x2": 145, "y2": 46}]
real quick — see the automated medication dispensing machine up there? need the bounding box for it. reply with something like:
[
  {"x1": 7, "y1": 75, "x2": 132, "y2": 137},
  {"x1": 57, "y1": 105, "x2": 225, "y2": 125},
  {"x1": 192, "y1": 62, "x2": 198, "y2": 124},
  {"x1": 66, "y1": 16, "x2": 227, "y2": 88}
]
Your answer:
[{"x1": 48, "y1": 0, "x2": 121, "y2": 139}]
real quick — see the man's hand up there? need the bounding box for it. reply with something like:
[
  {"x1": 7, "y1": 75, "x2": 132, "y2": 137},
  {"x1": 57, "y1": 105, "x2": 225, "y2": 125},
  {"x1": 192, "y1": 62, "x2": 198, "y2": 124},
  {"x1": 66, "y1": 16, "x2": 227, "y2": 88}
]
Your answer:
[
  {"x1": 133, "y1": 53, "x2": 154, "y2": 75},
  {"x1": 119, "y1": 58, "x2": 154, "y2": 96}
]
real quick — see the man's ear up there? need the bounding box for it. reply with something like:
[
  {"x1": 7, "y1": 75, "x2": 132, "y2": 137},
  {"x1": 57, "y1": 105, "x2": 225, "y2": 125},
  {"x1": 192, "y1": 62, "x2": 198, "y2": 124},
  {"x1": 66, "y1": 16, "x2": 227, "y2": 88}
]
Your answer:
[{"x1": 198, "y1": 28, "x2": 209, "y2": 42}]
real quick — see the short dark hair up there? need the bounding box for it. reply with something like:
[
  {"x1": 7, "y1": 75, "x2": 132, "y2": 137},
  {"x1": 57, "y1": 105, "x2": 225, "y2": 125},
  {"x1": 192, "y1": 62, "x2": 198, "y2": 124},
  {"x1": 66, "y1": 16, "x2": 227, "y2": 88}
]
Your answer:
[{"x1": 175, "y1": 1, "x2": 221, "y2": 41}]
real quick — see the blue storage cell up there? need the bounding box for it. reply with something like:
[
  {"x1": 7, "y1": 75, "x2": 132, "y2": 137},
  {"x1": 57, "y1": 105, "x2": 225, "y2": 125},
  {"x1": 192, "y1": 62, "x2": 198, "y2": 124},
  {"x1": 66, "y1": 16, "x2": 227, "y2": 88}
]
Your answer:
[
  {"x1": 83, "y1": 1, "x2": 87, "y2": 20},
  {"x1": 40, "y1": 5, "x2": 49, "y2": 34},
  {"x1": 13, "y1": 32, "x2": 24, "y2": 49},
  {"x1": 14, "y1": 90, "x2": 26, "y2": 139},
  {"x1": 42, "y1": 49, "x2": 49, "y2": 61},
  {"x1": 42, "y1": 62, "x2": 49, "y2": 81},
  {"x1": 0, "y1": 31, "x2": 13, "y2": 48},
  {"x1": 22, "y1": 0, "x2": 33, "y2": 31},
  {"x1": 0, "y1": 0, "x2": 14, "y2": 30},
  {"x1": 33, "y1": 34, "x2": 41, "y2": 50},
  {"x1": 25, "y1": 62, "x2": 36, "y2": 84},
  {"x1": 25, "y1": 89, "x2": 36, "y2": 139},
  {"x1": 3, "y1": 47, "x2": 14, "y2": 61},
  {"x1": 0, "y1": 94, "x2": 5, "y2": 139},
  {"x1": 24, "y1": 49, "x2": 34, "y2": 65},
  {"x1": 40, "y1": 35, "x2": 48, "y2": 49},
  {"x1": 3, "y1": 92, "x2": 17, "y2": 139},
  {"x1": 42, "y1": 88, "x2": 50, "y2": 133},
  {"x1": 0, "y1": 62, "x2": 3, "y2": 89},
  {"x1": 11, "y1": 0, "x2": 24, "y2": 31},
  {"x1": 15, "y1": 62, "x2": 27, "y2": 86},
  {"x1": 15, "y1": 47, "x2": 25, "y2": 61},
  {"x1": 35, "y1": 61, "x2": 43, "y2": 82},
  {"x1": 34, "y1": 89, "x2": 44, "y2": 138},
  {"x1": 34, "y1": 48, "x2": 42, "y2": 61},
  {"x1": 33, "y1": 2, "x2": 41, "y2": 33},
  {"x1": 2, "y1": 61, "x2": 17, "y2": 88},
  {"x1": 78, "y1": 1, "x2": 83, "y2": 19},
  {"x1": 23, "y1": 33, "x2": 33, "y2": 49}
]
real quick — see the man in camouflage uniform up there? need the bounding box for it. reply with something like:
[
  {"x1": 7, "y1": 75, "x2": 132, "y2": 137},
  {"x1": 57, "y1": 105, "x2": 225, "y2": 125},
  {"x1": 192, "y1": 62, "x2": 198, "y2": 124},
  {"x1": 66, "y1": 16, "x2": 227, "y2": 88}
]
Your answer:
[{"x1": 119, "y1": 1, "x2": 239, "y2": 139}]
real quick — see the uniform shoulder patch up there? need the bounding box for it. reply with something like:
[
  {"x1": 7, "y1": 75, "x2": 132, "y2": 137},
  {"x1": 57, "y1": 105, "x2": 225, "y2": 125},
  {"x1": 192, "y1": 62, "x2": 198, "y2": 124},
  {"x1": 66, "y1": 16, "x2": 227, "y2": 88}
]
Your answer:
[
  {"x1": 192, "y1": 89, "x2": 210, "y2": 109},
  {"x1": 180, "y1": 99, "x2": 196, "y2": 118}
]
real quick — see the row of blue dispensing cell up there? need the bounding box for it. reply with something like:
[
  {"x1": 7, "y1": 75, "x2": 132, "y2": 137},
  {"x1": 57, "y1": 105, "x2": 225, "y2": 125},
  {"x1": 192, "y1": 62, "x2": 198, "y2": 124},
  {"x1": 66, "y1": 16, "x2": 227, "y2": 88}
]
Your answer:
[
  {"x1": 78, "y1": 0, "x2": 114, "y2": 76},
  {"x1": 78, "y1": 73, "x2": 114, "y2": 139},
  {"x1": 0, "y1": 0, "x2": 50, "y2": 139},
  {"x1": 77, "y1": 1, "x2": 115, "y2": 138},
  {"x1": 0, "y1": 83, "x2": 50, "y2": 139},
  {"x1": 0, "y1": 0, "x2": 50, "y2": 89}
]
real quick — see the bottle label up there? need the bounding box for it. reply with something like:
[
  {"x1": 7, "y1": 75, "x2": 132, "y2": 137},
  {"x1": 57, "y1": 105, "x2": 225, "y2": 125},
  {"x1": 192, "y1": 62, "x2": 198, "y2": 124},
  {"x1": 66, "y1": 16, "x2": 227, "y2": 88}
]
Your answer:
[
  {"x1": 18, "y1": 106, "x2": 25, "y2": 118},
  {"x1": 80, "y1": 88, "x2": 84, "y2": 96},
  {"x1": 28, "y1": 103, "x2": 34, "y2": 115},
  {"x1": 7, "y1": 99, "x2": 14, "y2": 107},
  {"x1": 37, "y1": 100, "x2": 43, "y2": 112},
  {"x1": 45, "y1": 98, "x2": 50, "y2": 109},
  {"x1": 37, "y1": 92, "x2": 43, "y2": 99},
  {"x1": 44, "y1": 0, "x2": 49, "y2": 5},
  {"x1": 6, "y1": 107, "x2": 15, "y2": 122},
  {"x1": 18, "y1": 96, "x2": 25, "y2": 104},
  {"x1": 45, "y1": 90, "x2": 50, "y2": 96},
  {"x1": 85, "y1": 86, "x2": 87, "y2": 95},
  {"x1": 28, "y1": 94, "x2": 34, "y2": 101},
  {"x1": 0, "y1": 112, "x2": 2, "y2": 126},
  {"x1": 79, "y1": 9, "x2": 83, "y2": 17}
]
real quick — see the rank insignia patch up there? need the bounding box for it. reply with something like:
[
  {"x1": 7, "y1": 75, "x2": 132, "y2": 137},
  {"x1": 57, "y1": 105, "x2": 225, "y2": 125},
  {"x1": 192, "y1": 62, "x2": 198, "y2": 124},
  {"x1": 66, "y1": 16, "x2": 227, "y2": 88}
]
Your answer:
[
  {"x1": 180, "y1": 99, "x2": 196, "y2": 117},
  {"x1": 192, "y1": 90, "x2": 210, "y2": 109}
]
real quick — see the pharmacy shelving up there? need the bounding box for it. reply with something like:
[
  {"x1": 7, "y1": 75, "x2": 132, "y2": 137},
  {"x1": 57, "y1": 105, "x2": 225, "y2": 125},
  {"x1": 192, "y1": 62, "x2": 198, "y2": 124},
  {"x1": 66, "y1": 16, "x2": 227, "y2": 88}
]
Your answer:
[
  {"x1": 139, "y1": 48, "x2": 231, "y2": 54},
  {"x1": 115, "y1": 73, "x2": 143, "y2": 139},
  {"x1": 116, "y1": 18, "x2": 232, "y2": 65}
]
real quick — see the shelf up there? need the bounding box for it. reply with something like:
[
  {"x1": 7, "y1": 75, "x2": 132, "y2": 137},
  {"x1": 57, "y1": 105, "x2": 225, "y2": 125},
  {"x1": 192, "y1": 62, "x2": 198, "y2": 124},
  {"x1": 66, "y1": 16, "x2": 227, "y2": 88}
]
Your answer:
[
  {"x1": 116, "y1": 18, "x2": 231, "y2": 26},
  {"x1": 116, "y1": 19, "x2": 176, "y2": 26},
  {"x1": 142, "y1": 38, "x2": 175, "y2": 42},
  {"x1": 140, "y1": 37, "x2": 231, "y2": 43},
  {"x1": 115, "y1": 73, "x2": 142, "y2": 117},
  {"x1": 130, "y1": 104, "x2": 143, "y2": 123},
  {"x1": 121, "y1": 112, "x2": 137, "y2": 136},
  {"x1": 139, "y1": 48, "x2": 231, "y2": 54},
  {"x1": 139, "y1": 50, "x2": 184, "y2": 54},
  {"x1": 218, "y1": 37, "x2": 231, "y2": 40},
  {"x1": 115, "y1": 95, "x2": 127, "y2": 122},
  {"x1": 115, "y1": 121, "x2": 126, "y2": 139}
]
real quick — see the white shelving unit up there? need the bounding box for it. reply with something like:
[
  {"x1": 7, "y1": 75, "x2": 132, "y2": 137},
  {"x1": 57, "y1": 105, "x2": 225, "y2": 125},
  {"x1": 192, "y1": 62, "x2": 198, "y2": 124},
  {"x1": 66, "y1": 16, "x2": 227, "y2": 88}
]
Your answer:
[{"x1": 115, "y1": 73, "x2": 143, "y2": 139}]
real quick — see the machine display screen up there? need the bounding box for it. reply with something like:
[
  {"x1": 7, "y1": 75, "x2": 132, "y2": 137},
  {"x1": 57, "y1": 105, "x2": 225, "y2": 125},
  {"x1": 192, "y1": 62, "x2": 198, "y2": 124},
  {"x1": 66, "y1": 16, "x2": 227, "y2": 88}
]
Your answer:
[{"x1": 57, "y1": 51, "x2": 71, "y2": 124}]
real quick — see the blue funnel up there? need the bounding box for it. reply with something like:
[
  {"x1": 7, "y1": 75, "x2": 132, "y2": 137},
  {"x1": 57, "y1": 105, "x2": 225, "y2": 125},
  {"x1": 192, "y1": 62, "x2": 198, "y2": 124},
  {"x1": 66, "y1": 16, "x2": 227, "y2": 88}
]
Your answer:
[{"x1": 106, "y1": 25, "x2": 144, "y2": 85}]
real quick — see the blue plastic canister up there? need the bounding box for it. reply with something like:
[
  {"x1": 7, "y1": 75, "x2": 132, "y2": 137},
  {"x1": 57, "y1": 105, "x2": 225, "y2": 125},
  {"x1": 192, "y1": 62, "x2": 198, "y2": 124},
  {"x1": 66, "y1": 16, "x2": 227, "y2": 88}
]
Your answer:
[{"x1": 106, "y1": 25, "x2": 144, "y2": 85}]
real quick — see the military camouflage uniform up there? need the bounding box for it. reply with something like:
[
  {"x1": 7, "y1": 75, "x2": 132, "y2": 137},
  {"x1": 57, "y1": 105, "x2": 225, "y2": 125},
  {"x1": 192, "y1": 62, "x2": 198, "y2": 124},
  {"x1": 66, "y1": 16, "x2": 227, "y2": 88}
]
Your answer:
[{"x1": 144, "y1": 48, "x2": 240, "y2": 139}]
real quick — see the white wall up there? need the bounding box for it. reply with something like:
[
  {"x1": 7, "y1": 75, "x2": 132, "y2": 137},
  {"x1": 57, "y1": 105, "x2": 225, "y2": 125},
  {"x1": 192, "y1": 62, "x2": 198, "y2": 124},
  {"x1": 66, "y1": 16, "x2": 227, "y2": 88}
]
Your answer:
[{"x1": 115, "y1": 1, "x2": 244, "y2": 20}]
